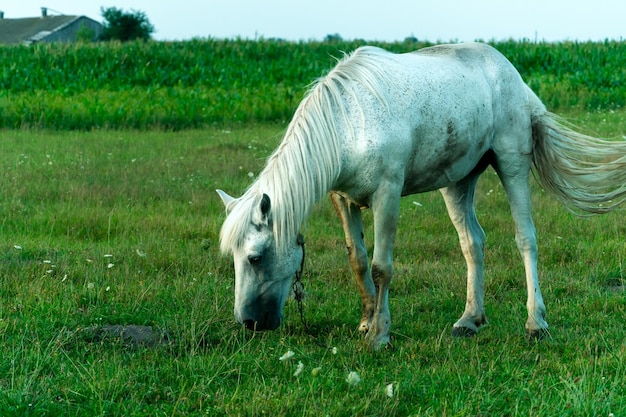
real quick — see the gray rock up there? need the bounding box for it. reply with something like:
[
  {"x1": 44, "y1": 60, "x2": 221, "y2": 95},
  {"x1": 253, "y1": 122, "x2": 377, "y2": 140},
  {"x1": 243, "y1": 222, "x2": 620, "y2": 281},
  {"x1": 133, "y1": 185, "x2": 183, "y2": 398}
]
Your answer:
[{"x1": 92, "y1": 324, "x2": 171, "y2": 348}]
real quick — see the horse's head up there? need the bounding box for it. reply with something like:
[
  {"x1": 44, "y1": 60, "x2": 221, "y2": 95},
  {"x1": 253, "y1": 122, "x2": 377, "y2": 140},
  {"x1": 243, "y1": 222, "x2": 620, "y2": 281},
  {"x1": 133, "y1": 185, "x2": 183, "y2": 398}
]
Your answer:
[{"x1": 217, "y1": 189, "x2": 304, "y2": 331}]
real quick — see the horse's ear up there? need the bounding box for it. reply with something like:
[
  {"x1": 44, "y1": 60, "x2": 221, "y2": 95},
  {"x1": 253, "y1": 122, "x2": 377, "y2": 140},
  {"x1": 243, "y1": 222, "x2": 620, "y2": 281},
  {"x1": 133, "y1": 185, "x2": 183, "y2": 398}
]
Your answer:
[
  {"x1": 216, "y1": 189, "x2": 238, "y2": 213},
  {"x1": 256, "y1": 193, "x2": 272, "y2": 225},
  {"x1": 260, "y1": 193, "x2": 271, "y2": 215}
]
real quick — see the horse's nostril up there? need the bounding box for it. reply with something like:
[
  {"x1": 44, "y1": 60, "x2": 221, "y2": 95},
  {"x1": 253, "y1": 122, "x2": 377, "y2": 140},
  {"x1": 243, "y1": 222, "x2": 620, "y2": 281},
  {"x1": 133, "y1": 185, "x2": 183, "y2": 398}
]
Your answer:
[{"x1": 242, "y1": 319, "x2": 257, "y2": 330}]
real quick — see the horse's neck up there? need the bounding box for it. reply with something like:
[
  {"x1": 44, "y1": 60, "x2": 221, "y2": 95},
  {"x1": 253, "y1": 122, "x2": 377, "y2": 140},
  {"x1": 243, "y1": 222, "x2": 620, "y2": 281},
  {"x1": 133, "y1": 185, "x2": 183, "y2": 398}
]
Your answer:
[{"x1": 257, "y1": 127, "x2": 340, "y2": 244}]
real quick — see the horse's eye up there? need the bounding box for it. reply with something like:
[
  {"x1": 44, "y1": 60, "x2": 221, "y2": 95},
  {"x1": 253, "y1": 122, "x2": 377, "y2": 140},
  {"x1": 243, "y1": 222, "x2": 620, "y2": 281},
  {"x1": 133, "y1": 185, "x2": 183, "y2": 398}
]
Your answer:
[{"x1": 248, "y1": 255, "x2": 262, "y2": 265}]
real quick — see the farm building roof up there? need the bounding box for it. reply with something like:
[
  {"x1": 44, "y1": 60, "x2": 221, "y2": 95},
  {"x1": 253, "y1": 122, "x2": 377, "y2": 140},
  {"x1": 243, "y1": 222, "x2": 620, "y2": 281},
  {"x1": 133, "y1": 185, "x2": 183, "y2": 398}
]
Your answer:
[{"x1": 0, "y1": 13, "x2": 102, "y2": 44}]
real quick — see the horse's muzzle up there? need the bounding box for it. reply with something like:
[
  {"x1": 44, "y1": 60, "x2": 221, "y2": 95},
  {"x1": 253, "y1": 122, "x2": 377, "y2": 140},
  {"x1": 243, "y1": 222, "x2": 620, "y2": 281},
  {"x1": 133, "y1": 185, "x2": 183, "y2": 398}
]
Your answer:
[{"x1": 240, "y1": 311, "x2": 282, "y2": 331}]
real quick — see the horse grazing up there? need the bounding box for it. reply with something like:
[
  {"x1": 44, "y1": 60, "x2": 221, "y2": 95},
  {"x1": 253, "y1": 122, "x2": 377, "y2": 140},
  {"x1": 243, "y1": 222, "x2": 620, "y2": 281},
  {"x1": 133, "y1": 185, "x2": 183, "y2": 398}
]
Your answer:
[{"x1": 217, "y1": 42, "x2": 626, "y2": 350}]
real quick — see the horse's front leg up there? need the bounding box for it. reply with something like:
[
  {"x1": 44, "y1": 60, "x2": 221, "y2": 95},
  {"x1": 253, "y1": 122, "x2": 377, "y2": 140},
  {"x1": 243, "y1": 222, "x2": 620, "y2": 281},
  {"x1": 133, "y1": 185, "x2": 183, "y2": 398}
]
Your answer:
[
  {"x1": 330, "y1": 192, "x2": 376, "y2": 333},
  {"x1": 366, "y1": 184, "x2": 401, "y2": 350}
]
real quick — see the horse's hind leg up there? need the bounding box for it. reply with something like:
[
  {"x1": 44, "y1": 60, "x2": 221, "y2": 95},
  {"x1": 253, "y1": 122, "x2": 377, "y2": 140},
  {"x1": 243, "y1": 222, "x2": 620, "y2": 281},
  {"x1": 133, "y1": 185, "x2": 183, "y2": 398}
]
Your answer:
[
  {"x1": 495, "y1": 157, "x2": 549, "y2": 340},
  {"x1": 330, "y1": 192, "x2": 376, "y2": 333},
  {"x1": 441, "y1": 175, "x2": 488, "y2": 337}
]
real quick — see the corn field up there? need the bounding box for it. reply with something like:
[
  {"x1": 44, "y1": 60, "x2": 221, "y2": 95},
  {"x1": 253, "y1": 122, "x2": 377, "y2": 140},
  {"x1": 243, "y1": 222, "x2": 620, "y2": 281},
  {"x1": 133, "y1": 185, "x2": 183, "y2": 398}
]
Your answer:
[{"x1": 1, "y1": 39, "x2": 625, "y2": 129}]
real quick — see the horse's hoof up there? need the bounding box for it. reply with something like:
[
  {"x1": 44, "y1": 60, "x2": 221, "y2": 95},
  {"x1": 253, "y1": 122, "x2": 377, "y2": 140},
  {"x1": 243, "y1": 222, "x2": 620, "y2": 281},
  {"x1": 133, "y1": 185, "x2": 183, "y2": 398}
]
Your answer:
[
  {"x1": 451, "y1": 326, "x2": 477, "y2": 338},
  {"x1": 368, "y1": 339, "x2": 392, "y2": 351},
  {"x1": 526, "y1": 328, "x2": 550, "y2": 341},
  {"x1": 365, "y1": 333, "x2": 391, "y2": 351}
]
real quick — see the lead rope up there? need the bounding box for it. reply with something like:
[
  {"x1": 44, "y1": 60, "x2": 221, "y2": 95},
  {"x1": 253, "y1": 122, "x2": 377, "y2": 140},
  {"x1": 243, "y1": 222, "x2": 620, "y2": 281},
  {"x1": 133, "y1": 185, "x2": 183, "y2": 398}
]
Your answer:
[
  {"x1": 293, "y1": 235, "x2": 335, "y2": 350},
  {"x1": 292, "y1": 234, "x2": 312, "y2": 333}
]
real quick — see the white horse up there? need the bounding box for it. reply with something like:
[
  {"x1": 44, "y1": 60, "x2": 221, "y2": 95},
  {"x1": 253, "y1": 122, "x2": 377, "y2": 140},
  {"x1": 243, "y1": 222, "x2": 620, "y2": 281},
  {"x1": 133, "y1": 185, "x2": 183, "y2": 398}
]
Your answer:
[{"x1": 217, "y1": 42, "x2": 626, "y2": 350}]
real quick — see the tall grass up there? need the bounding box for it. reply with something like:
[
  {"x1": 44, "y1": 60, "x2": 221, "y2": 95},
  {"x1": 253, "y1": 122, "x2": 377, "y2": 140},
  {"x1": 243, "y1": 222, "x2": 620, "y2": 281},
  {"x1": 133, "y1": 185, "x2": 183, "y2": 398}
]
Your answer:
[
  {"x1": 0, "y1": 115, "x2": 624, "y2": 414},
  {"x1": 1, "y1": 39, "x2": 626, "y2": 129}
]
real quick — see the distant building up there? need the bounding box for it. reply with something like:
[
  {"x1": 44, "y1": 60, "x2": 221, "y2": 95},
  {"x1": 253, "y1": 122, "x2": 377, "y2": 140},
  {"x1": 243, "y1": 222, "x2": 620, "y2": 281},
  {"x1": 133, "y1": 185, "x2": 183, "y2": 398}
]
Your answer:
[{"x1": 0, "y1": 7, "x2": 103, "y2": 45}]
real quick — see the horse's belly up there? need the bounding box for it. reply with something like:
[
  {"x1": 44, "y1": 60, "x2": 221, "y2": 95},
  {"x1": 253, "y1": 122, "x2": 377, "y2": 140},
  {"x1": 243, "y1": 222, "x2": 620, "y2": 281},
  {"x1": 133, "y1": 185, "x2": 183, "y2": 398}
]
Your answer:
[
  {"x1": 402, "y1": 164, "x2": 469, "y2": 194},
  {"x1": 335, "y1": 149, "x2": 486, "y2": 204},
  {"x1": 402, "y1": 143, "x2": 490, "y2": 195}
]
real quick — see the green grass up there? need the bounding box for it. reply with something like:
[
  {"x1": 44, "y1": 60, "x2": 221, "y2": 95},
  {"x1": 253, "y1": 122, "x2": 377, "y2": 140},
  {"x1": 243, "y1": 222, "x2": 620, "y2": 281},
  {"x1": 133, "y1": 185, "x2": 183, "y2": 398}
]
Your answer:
[{"x1": 0, "y1": 111, "x2": 625, "y2": 415}]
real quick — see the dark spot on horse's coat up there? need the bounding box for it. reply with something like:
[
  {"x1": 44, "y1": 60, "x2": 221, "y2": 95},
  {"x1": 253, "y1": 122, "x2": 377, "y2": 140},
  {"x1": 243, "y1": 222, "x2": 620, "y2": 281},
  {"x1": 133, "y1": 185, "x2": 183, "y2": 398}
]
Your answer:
[
  {"x1": 447, "y1": 120, "x2": 455, "y2": 137},
  {"x1": 422, "y1": 120, "x2": 466, "y2": 178},
  {"x1": 445, "y1": 120, "x2": 462, "y2": 155}
]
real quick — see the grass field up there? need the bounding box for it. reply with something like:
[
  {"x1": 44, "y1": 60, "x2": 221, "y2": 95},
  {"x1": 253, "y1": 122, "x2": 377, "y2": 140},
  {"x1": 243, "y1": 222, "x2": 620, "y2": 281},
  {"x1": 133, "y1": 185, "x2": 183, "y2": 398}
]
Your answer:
[{"x1": 1, "y1": 108, "x2": 624, "y2": 415}]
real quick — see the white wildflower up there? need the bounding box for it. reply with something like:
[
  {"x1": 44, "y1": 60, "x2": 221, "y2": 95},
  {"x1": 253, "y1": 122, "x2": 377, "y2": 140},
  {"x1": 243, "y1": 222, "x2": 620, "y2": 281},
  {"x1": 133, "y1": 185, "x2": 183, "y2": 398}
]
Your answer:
[
  {"x1": 107, "y1": 263, "x2": 114, "y2": 269},
  {"x1": 279, "y1": 350, "x2": 295, "y2": 361},
  {"x1": 104, "y1": 254, "x2": 113, "y2": 258},
  {"x1": 43, "y1": 260, "x2": 52, "y2": 264},
  {"x1": 14, "y1": 245, "x2": 22, "y2": 250},
  {"x1": 332, "y1": 347, "x2": 338, "y2": 355},
  {"x1": 247, "y1": 172, "x2": 255, "y2": 178},
  {"x1": 385, "y1": 383, "x2": 394, "y2": 398},
  {"x1": 293, "y1": 361, "x2": 304, "y2": 377},
  {"x1": 346, "y1": 371, "x2": 361, "y2": 386}
]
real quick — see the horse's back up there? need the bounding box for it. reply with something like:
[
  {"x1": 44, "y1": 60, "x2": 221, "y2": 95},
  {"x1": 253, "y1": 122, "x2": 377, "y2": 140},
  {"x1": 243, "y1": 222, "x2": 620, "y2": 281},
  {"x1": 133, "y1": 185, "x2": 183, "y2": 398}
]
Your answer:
[
  {"x1": 348, "y1": 42, "x2": 531, "y2": 123},
  {"x1": 409, "y1": 42, "x2": 538, "y2": 147},
  {"x1": 333, "y1": 43, "x2": 537, "y2": 200},
  {"x1": 411, "y1": 42, "x2": 506, "y2": 62}
]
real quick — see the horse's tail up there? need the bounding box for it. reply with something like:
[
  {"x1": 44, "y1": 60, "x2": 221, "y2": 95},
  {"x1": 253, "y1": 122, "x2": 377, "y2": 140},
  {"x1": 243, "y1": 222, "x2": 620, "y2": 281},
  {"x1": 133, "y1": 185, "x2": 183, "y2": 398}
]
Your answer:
[{"x1": 529, "y1": 94, "x2": 626, "y2": 214}]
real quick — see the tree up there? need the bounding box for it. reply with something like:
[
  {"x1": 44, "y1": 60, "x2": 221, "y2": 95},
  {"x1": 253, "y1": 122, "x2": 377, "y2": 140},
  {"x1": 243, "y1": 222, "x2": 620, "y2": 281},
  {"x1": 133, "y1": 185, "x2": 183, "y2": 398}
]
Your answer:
[
  {"x1": 324, "y1": 33, "x2": 343, "y2": 42},
  {"x1": 100, "y1": 7, "x2": 155, "y2": 41}
]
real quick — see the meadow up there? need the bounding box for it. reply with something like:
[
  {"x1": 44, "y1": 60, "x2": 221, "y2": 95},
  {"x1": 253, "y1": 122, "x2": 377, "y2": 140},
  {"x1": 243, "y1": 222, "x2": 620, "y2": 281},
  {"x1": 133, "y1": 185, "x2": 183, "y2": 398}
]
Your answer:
[{"x1": 0, "y1": 39, "x2": 625, "y2": 415}]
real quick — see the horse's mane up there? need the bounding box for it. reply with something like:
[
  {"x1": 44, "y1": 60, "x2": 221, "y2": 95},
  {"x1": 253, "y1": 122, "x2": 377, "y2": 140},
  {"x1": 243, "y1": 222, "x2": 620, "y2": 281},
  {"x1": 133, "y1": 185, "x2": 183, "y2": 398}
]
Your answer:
[{"x1": 220, "y1": 46, "x2": 395, "y2": 255}]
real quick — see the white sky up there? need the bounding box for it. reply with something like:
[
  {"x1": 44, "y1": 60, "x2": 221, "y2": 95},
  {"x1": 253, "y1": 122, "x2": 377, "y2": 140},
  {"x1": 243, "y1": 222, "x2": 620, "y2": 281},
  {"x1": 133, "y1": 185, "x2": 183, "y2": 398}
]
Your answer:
[{"x1": 3, "y1": 0, "x2": 625, "y2": 42}]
